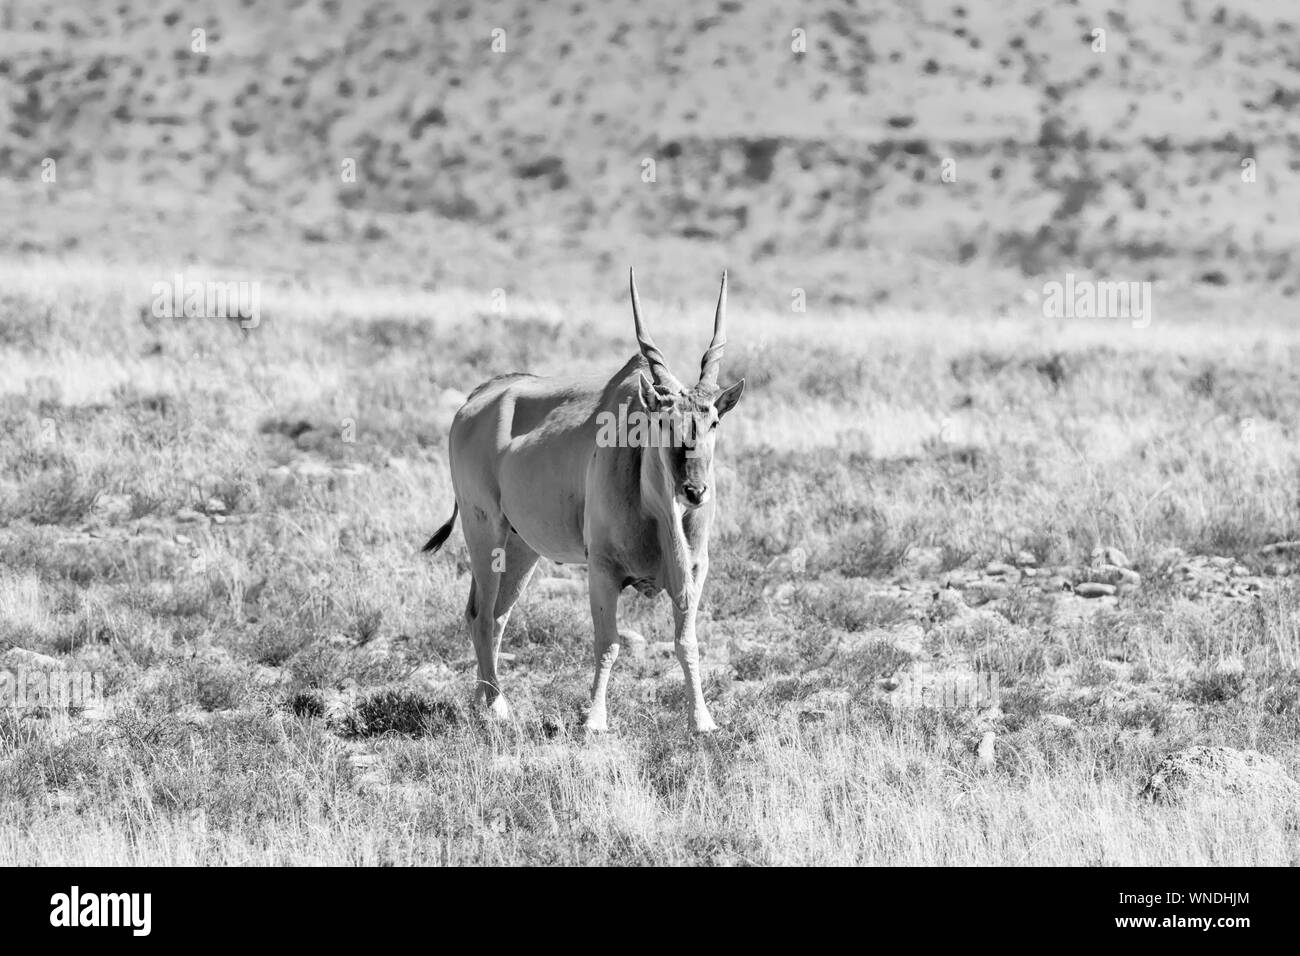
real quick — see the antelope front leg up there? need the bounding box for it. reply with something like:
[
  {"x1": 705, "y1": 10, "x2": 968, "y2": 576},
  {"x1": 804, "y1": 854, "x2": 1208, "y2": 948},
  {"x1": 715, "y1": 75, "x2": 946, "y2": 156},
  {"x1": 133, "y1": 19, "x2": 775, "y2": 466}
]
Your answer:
[
  {"x1": 585, "y1": 566, "x2": 622, "y2": 733},
  {"x1": 672, "y1": 597, "x2": 717, "y2": 733}
]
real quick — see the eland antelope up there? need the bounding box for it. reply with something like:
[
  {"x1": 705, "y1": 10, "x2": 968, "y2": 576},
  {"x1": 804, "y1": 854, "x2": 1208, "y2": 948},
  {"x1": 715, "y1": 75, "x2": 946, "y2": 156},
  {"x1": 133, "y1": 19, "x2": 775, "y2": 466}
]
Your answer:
[{"x1": 422, "y1": 270, "x2": 745, "y2": 732}]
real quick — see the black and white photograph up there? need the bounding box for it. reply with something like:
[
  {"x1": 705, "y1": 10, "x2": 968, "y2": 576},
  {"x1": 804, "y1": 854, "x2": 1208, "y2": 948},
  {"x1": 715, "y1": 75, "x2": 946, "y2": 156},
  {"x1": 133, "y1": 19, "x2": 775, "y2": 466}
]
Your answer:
[{"x1": 0, "y1": 0, "x2": 1295, "y2": 904}]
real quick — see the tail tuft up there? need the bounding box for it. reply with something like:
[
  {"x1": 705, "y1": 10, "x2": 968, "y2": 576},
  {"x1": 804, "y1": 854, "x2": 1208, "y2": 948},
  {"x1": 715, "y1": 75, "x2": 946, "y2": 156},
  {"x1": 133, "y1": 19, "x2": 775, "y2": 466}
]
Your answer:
[{"x1": 421, "y1": 503, "x2": 458, "y2": 554}]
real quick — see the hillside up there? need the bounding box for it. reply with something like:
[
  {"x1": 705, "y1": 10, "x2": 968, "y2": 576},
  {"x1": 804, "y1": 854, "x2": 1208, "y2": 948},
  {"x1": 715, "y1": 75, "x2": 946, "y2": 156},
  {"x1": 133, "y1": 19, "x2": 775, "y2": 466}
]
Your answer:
[{"x1": 2, "y1": 0, "x2": 1297, "y2": 308}]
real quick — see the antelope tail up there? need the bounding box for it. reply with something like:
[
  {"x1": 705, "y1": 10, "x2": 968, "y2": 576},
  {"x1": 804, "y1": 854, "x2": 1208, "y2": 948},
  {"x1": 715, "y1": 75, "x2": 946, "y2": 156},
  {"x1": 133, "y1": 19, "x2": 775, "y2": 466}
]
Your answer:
[{"x1": 421, "y1": 503, "x2": 458, "y2": 554}]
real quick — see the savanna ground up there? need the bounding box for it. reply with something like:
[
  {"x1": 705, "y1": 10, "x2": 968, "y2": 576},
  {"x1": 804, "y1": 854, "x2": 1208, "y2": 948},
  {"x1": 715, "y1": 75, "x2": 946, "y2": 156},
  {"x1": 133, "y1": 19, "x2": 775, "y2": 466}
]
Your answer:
[{"x1": 2, "y1": 259, "x2": 1299, "y2": 865}]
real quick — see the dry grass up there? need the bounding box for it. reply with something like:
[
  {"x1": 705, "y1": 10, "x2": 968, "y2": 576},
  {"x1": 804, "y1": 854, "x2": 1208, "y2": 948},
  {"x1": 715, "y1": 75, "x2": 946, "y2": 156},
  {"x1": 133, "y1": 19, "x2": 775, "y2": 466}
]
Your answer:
[
  {"x1": 4, "y1": 706, "x2": 1298, "y2": 865},
  {"x1": 2, "y1": 260, "x2": 1299, "y2": 865}
]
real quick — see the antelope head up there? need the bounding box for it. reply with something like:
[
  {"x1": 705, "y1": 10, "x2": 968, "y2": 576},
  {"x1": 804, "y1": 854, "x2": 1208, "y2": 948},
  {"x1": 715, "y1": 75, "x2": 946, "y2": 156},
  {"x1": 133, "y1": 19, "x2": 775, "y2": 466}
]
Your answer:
[{"x1": 630, "y1": 268, "x2": 745, "y2": 510}]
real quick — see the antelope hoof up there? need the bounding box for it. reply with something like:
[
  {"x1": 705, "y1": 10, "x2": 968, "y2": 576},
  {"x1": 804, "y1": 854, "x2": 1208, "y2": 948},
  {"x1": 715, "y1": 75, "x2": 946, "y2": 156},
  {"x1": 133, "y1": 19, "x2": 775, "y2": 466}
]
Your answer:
[
  {"x1": 691, "y1": 713, "x2": 719, "y2": 734},
  {"x1": 484, "y1": 694, "x2": 511, "y2": 723}
]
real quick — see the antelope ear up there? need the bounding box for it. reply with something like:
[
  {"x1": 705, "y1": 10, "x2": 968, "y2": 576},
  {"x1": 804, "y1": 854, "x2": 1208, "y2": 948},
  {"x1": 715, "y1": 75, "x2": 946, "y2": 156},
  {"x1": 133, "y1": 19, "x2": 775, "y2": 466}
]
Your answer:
[
  {"x1": 638, "y1": 373, "x2": 669, "y2": 411},
  {"x1": 714, "y1": 378, "x2": 745, "y2": 417}
]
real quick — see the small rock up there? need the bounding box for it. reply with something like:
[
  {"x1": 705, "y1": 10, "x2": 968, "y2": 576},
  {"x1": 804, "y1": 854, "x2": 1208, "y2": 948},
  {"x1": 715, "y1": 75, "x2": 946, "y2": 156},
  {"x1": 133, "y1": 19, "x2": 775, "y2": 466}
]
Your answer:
[
  {"x1": 408, "y1": 661, "x2": 455, "y2": 691},
  {"x1": 927, "y1": 588, "x2": 975, "y2": 624},
  {"x1": 1260, "y1": 540, "x2": 1300, "y2": 555},
  {"x1": 1038, "y1": 713, "x2": 1076, "y2": 731},
  {"x1": 321, "y1": 688, "x2": 358, "y2": 728},
  {"x1": 0, "y1": 648, "x2": 64, "y2": 671},
  {"x1": 359, "y1": 634, "x2": 392, "y2": 657},
  {"x1": 347, "y1": 752, "x2": 380, "y2": 770},
  {"x1": 178, "y1": 708, "x2": 216, "y2": 728},
  {"x1": 964, "y1": 582, "x2": 1009, "y2": 605},
  {"x1": 1092, "y1": 546, "x2": 1129, "y2": 569},
  {"x1": 1116, "y1": 568, "x2": 1142, "y2": 588},
  {"x1": 253, "y1": 665, "x2": 283, "y2": 687},
  {"x1": 1014, "y1": 550, "x2": 1038, "y2": 567},
  {"x1": 942, "y1": 569, "x2": 976, "y2": 587},
  {"x1": 47, "y1": 790, "x2": 77, "y2": 810},
  {"x1": 763, "y1": 580, "x2": 798, "y2": 605},
  {"x1": 766, "y1": 548, "x2": 808, "y2": 575},
  {"x1": 175, "y1": 508, "x2": 205, "y2": 524},
  {"x1": 295, "y1": 460, "x2": 332, "y2": 482},
  {"x1": 92, "y1": 493, "x2": 133, "y2": 521},
  {"x1": 1055, "y1": 565, "x2": 1084, "y2": 585},
  {"x1": 798, "y1": 689, "x2": 850, "y2": 722},
  {"x1": 1140, "y1": 746, "x2": 1300, "y2": 803},
  {"x1": 1074, "y1": 582, "x2": 1117, "y2": 599},
  {"x1": 891, "y1": 623, "x2": 925, "y2": 657},
  {"x1": 619, "y1": 629, "x2": 646, "y2": 660},
  {"x1": 1214, "y1": 657, "x2": 1245, "y2": 678},
  {"x1": 984, "y1": 561, "x2": 1016, "y2": 577}
]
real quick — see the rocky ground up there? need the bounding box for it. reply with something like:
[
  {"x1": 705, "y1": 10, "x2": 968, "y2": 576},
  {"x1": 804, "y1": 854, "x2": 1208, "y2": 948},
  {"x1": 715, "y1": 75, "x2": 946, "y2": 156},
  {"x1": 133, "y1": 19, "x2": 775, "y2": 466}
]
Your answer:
[{"x1": 6, "y1": 520, "x2": 1298, "y2": 799}]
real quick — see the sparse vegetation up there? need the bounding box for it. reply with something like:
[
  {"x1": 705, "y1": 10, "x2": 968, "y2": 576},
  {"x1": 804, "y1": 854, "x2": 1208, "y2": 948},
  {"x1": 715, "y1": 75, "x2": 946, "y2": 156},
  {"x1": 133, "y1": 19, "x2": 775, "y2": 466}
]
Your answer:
[{"x1": 1, "y1": 260, "x2": 1298, "y2": 865}]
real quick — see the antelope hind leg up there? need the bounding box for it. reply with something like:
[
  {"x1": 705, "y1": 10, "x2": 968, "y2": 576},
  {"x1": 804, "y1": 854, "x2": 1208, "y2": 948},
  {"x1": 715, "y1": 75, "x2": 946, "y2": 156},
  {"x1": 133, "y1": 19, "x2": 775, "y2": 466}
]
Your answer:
[{"x1": 461, "y1": 508, "x2": 514, "y2": 721}]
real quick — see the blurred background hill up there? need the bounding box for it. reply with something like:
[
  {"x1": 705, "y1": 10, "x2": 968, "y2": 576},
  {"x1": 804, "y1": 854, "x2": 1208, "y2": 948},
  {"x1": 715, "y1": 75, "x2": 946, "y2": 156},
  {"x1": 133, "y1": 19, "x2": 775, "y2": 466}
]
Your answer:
[{"x1": 1, "y1": 0, "x2": 1297, "y2": 310}]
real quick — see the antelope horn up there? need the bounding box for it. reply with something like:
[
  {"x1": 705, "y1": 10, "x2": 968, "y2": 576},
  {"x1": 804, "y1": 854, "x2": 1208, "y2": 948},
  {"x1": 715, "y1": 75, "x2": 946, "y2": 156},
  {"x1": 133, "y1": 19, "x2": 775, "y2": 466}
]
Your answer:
[
  {"x1": 698, "y1": 270, "x2": 727, "y2": 387},
  {"x1": 629, "y1": 268, "x2": 682, "y2": 390}
]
